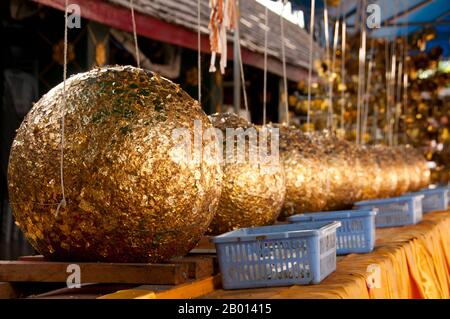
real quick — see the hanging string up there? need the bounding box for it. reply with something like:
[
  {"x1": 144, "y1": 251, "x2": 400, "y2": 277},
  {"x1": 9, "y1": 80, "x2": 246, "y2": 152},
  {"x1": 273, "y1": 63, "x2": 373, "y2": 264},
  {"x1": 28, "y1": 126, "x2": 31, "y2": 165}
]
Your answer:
[
  {"x1": 392, "y1": 1, "x2": 402, "y2": 146},
  {"x1": 306, "y1": 0, "x2": 315, "y2": 128},
  {"x1": 340, "y1": 18, "x2": 346, "y2": 132},
  {"x1": 234, "y1": 0, "x2": 249, "y2": 119},
  {"x1": 330, "y1": 19, "x2": 339, "y2": 131},
  {"x1": 323, "y1": 2, "x2": 333, "y2": 130},
  {"x1": 263, "y1": 5, "x2": 268, "y2": 125},
  {"x1": 362, "y1": 38, "x2": 375, "y2": 144},
  {"x1": 356, "y1": 1, "x2": 366, "y2": 144},
  {"x1": 197, "y1": 0, "x2": 202, "y2": 105},
  {"x1": 388, "y1": 1, "x2": 402, "y2": 146},
  {"x1": 389, "y1": 53, "x2": 397, "y2": 146},
  {"x1": 130, "y1": 0, "x2": 140, "y2": 68},
  {"x1": 56, "y1": 0, "x2": 69, "y2": 217},
  {"x1": 401, "y1": 0, "x2": 409, "y2": 144},
  {"x1": 394, "y1": 59, "x2": 403, "y2": 146},
  {"x1": 384, "y1": 41, "x2": 391, "y2": 145},
  {"x1": 279, "y1": 1, "x2": 289, "y2": 125}
]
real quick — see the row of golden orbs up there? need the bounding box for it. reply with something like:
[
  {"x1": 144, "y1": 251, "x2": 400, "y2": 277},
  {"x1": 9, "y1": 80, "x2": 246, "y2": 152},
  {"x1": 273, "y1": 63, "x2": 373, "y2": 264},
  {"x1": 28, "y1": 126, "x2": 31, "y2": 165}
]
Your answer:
[{"x1": 7, "y1": 66, "x2": 430, "y2": 263}]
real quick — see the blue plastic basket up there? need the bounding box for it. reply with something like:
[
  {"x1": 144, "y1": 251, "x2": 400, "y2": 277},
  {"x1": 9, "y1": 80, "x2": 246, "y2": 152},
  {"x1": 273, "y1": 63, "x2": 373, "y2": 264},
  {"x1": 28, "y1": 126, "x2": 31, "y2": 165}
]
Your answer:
[
  {"x1": 354, "y1": 195, "x2": 423, "y2": 228},
  {"x1": 288, "y1": 209, "x2": 377, "y2": 255},
  {"x1": 411, "y1": 187, "x2": 449, "y2": 213},
  {"x1": 212, "y1": 221, "x2": 341, "y2": 289}
]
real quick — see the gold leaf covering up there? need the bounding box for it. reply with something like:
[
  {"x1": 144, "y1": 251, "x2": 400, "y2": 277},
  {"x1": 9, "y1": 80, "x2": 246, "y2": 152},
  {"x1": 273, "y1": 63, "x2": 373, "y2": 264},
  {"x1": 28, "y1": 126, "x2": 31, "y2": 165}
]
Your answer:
[
  {"x1": 207, "y1": 113, "x2": 286, "y2": 235},
  {"x1": 8, "y1": 66, "x2": 222, "y2": 263},
  {"x1": 276, "y1": 126, "x2": 430, "y2": 217}
]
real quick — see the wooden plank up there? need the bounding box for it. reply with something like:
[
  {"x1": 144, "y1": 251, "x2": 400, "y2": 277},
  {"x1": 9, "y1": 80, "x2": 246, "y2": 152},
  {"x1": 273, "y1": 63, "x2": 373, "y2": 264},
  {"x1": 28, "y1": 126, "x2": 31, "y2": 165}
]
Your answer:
[
  {"x1": 0, "y1": 282, "x2": 19, "y2": 299},
  {"x1": 156, "y1": 275, "x2": 222, "y2": 299},
  {"x1": 18, "y1": 255, "x2": 46, "y2": 262},
  {"x1": 0, "y1": 260, "x2": 188, "y2": 285},
  {"x1": 19, "y1": 255, "x2": 215, "y2": 280},
  {"x1": 98, "y1": 275, "x2": 222, "y2": 299},
  {"x1": 171, "y1": 256, "x2": 214, "y2": 279}
]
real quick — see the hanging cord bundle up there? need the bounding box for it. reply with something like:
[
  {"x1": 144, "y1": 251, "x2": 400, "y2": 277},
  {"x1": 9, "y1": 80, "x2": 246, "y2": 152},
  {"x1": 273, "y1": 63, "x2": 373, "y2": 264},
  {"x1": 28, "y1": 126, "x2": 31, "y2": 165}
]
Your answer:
[
  {"x1": 55, "y1": 0, "x2": 69, "y2": 217},
  {"x1": 262, "y1": 5, "x2": 268, "y2": 125},
  {"x1": 130, "y1": 0, "x2": 140, "y2": 68},
  {"x1": 197, "y1": 0, "x2": 202, "y2": 105},
  {"x1": 306, "y1": 0, "x2": 315, "y2": 128},
  {"x1": 279, "y1": 1, "x2": 289, "y2": 125},
  {"x1": 208, "y1": 0, "x2": 236, "y2": 74}
]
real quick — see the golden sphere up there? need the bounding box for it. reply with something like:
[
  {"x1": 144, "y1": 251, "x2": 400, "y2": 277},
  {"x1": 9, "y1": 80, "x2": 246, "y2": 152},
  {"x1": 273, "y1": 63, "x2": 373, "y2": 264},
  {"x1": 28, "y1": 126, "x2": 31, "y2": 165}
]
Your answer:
[
  {"x1": 276, "y1": 125, "x2": 328, "y2": 217},
  {"x1": 207, "y1": 113, "x2": 286, "y2": 234},
  {"x1": 7, "y1": 66, "x2": 222, "y2": 262},
  {"x1": 372, "y1": 145, "x2": 399, "y2": 198}
]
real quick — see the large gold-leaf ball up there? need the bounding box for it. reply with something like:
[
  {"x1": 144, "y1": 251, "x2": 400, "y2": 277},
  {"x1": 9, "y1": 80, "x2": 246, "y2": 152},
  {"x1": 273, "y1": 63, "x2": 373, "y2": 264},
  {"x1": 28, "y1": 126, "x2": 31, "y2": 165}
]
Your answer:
[
  {"x1": 7, "y1": 66, "x2": 222, "y2": 262},
  {"x1": 207, "y1": 113, "x2": 286, "y2": 234},
  {"x1": 276, "y1": 125, "x2": 328, "y2": 217}
]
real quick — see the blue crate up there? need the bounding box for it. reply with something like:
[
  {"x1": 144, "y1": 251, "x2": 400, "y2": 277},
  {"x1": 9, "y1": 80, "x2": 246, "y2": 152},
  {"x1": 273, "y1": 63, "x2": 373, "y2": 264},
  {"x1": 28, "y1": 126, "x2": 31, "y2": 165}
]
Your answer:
[
  {"x1": 354, "y1": 195, "x2": 423, "y2": 228},
  {"x1": 413, "y1": 187, "x2": 449, "y2": 213},
  {"x1": 288, "y1": 209, "x2": 377, "y2": 255},
  {"x1": 211, "y1": 221, "x2": 341, "y2": 289}
]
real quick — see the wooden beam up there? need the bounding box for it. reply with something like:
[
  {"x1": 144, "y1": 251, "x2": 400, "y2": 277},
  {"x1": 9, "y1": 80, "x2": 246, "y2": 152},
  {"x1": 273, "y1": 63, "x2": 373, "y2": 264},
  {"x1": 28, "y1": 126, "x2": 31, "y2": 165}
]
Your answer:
[
  {"x1": 98, "y1": 274, "x2": 222, "y2": 299},
  {"x1": 0, "y1": 260, "x2": 188, "y2": 285},
  {"x1": 171, "y1": 256, "x2": 214, "y2": 279},
  {"x1": 0, "y1": 282, "x2": 19, "y2": 299},
  {"x1": 19, "y1": 254, "x2": 215, "y2": 280},
  {"x1": 32, "y1": 0, "x2": 308, "y2": 81}
]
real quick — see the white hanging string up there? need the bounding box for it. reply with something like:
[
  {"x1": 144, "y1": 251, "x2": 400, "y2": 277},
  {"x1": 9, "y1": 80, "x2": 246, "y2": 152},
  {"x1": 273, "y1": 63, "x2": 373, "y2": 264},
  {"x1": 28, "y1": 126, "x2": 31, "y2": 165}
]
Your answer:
[
  {"x1": 340, "y1": 18, "x2": 346, "y2": 132},
  {"x1": 323, "y1": 3, "x2": 332, "y2": 130},
  {"x1": 356, "y1": 53, "x2": 362, "y2": 143},
  {"x1": 130, "y1": 0, "x2": 140, "y2": 68},
  {"x1": 235, "y1": 1, "x2": 249, "y2": 119},
  {"x1": 263, "y1": 5, "x2": 268, "y2": 125},
  {"x1": 306, "y1": 0, "x2": 315, "y2": 128},
  {"x1": 394, "y1": 59, "x2": 403, "y2": 146},
  {"x1": 356, "y1": 2, "x2": 366, "y2": 144},
  {"x1": 389, "y1": 53, "x2": 396, "y2": 146},
  {"x1": 197, "y1": 0, "x2": 202, "y2": 105},
  {"x1": 401, "y1": 0, "x2": 409, "y2": 144},
  {"x1": 55, "y1": 0, "x2": 69, "y2": 217},
  {"x1": 330, "y1": 19, "x2": 339, "y2": 131},
  {"x1": 280, "y1": 1, "x2": 289, "y2": 125},
  {"x1": 362, "y1": 39, "x2": 375, "y2": 144}
]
